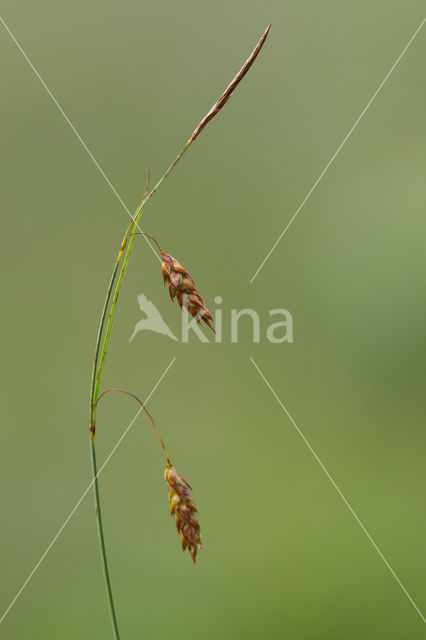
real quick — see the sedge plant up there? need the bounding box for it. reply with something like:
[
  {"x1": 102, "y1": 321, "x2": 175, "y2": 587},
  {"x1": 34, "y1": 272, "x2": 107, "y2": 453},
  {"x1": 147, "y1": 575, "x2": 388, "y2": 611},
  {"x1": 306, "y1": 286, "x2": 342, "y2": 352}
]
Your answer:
[{"x1": 89, "y1": 24, "x2": 271, "y2": 639}]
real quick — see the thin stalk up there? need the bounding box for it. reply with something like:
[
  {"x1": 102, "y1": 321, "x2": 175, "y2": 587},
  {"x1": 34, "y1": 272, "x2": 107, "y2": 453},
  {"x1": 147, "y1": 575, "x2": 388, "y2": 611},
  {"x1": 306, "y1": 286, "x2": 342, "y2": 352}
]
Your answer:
[
  {"x1": 88, "y1": 24, "x2": 271, "y2": 639},
  {"x1": 92, "y1": 142, "x2": 192, "y2": 405},
  {"x1": 91, "y1": 21, "x2": 271, "y2": 414},
  {"x1": 89, "y1": 435, "x2": 121, "y2": 639},
  {"x1": 88, "y1": 149, "x2": 189, "y2": 639},
  {"x1": 88, "y1": 191, "x2": 149, "y2": 640},
  {"x1": 93, "y1": 387, "x2": 171, "y2": 464},
  {"x1": 89, "y1": 218, "x2": 134, "y2": 422},
  {"x1": 90, "y1": 169, "x2": 151, "y2": 422}
]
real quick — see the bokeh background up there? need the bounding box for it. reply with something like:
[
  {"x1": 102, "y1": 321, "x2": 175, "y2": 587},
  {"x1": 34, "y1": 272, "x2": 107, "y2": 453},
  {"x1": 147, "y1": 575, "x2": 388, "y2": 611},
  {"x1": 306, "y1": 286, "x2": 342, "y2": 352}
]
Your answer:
[{"x1": 1, "y1": 2, "x2": 425, "y2": 638}]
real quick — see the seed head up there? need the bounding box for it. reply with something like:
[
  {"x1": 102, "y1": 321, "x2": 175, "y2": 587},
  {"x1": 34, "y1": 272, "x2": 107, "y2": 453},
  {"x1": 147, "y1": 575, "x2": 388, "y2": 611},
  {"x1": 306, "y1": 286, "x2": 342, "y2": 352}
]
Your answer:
[
  {"x1": 161, "y1": 251, "x2": 214, "y2": 332},
  {"x1": 188, "y1": 24, "x2": 271, "y2": 144},
  {"x1": 164, "y1": 464, "x2": 202, "y2": 564}
]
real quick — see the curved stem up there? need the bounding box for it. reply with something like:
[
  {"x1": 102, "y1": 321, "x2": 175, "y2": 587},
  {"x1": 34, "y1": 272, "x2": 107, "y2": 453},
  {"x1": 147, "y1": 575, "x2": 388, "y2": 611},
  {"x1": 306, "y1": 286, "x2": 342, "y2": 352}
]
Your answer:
[
  {"x1": 87, "y1": 164, "x2": 182, "y2": 637},
  {"x1": 90, "y1": 22, "x2": 271, "y2": 416},
  {"x1": 89, "y1": 386, "x2": 172, "y2": 639},
  {"x1": 88, "y1": 213, "x2": 141, "y2": 640},
  {"x1": 92, "y1": 142, "x2": 193, "y2": 407},
  {"x1": 88, "y1": 25, "x2": 270, "y2": 637},
  {"x1": 90, "y1": 220, "x2": 134, "y2": 422},
  {"x1": 93, "y1": 388, "x2": 171, "y2": 464},
  {"x1": 129, "y1": 232, "x2": 164, "y2": 255},
  {"x1": 88, "y1": 177, "x2": 150, "y2": 639}
]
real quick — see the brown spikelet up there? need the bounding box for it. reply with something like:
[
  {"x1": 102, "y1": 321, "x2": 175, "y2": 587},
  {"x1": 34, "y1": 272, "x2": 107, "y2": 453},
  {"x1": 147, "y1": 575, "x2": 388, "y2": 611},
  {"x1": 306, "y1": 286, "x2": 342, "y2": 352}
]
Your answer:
[
  {"x1": 189, "y1": 24, "x2": 271, "y2": 144},
  {"x1": 165, "y1": 464, "x2": 202, "y2": 564},
  {"x1": 161, "y1": 250, "x2": 215, "y2": 332},
  {"x1": 130, "y1": 231, "x2": 215, "y2": 332}
]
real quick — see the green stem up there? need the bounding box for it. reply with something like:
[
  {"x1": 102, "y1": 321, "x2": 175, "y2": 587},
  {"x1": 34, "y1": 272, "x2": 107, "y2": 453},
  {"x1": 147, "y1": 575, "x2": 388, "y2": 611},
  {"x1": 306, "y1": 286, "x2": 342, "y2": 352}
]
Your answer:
[
  {"x1": 90, "y1": 219, "x2": 134, "y2": 422},
  {"x1": 88, "y1": 139, "x2": 193, "y2": 639},
  {"x1": 92, "y1": 139, "x2": 192, "y2": 407},
  {"x1": 144, "y1": 139, "x2": 191, "y2": 203},
  {"x1": 90, "y1": 435, "x2": 121, "y2": 639},
  {"x1": 88, "y1": 24, "x2": 271, "y2": 634}
]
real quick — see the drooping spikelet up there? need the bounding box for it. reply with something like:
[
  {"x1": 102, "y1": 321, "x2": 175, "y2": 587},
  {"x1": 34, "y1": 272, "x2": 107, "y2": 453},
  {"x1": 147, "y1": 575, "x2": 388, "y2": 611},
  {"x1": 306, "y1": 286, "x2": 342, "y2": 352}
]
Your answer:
[
  {"x1": 161, "y1": 251, "x2": 215, "y2": 332},
  {"x1": 165, "y1": 464, "x2": 202, "y2": 564},
  {"x1": 133, "y1": 232, "x2": 215, "y2": 332}
]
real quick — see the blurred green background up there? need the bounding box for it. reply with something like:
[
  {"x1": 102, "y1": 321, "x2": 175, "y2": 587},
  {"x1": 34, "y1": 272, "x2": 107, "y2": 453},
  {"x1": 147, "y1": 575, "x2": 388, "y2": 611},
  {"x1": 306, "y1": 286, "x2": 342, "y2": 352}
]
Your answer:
[{"x1": 1, "y1": 1, "x2": 425, "y2": 638}]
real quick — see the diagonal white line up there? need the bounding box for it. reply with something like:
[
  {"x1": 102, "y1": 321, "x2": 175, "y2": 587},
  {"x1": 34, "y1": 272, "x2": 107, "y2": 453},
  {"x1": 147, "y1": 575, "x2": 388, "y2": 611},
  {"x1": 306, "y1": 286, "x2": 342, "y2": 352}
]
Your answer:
[
  {"x1": 249, "y1": 18, "x2": 426, "y2": 284},
  {"x1": 0, "y1": 15, "x2": 160, "y2": 262},
  {"x1": 250, "y1": 356, "x2": 426, "y2": 624},
  {"x1": 0, "y1": 356, "x2": 176, "y2": 626}
]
